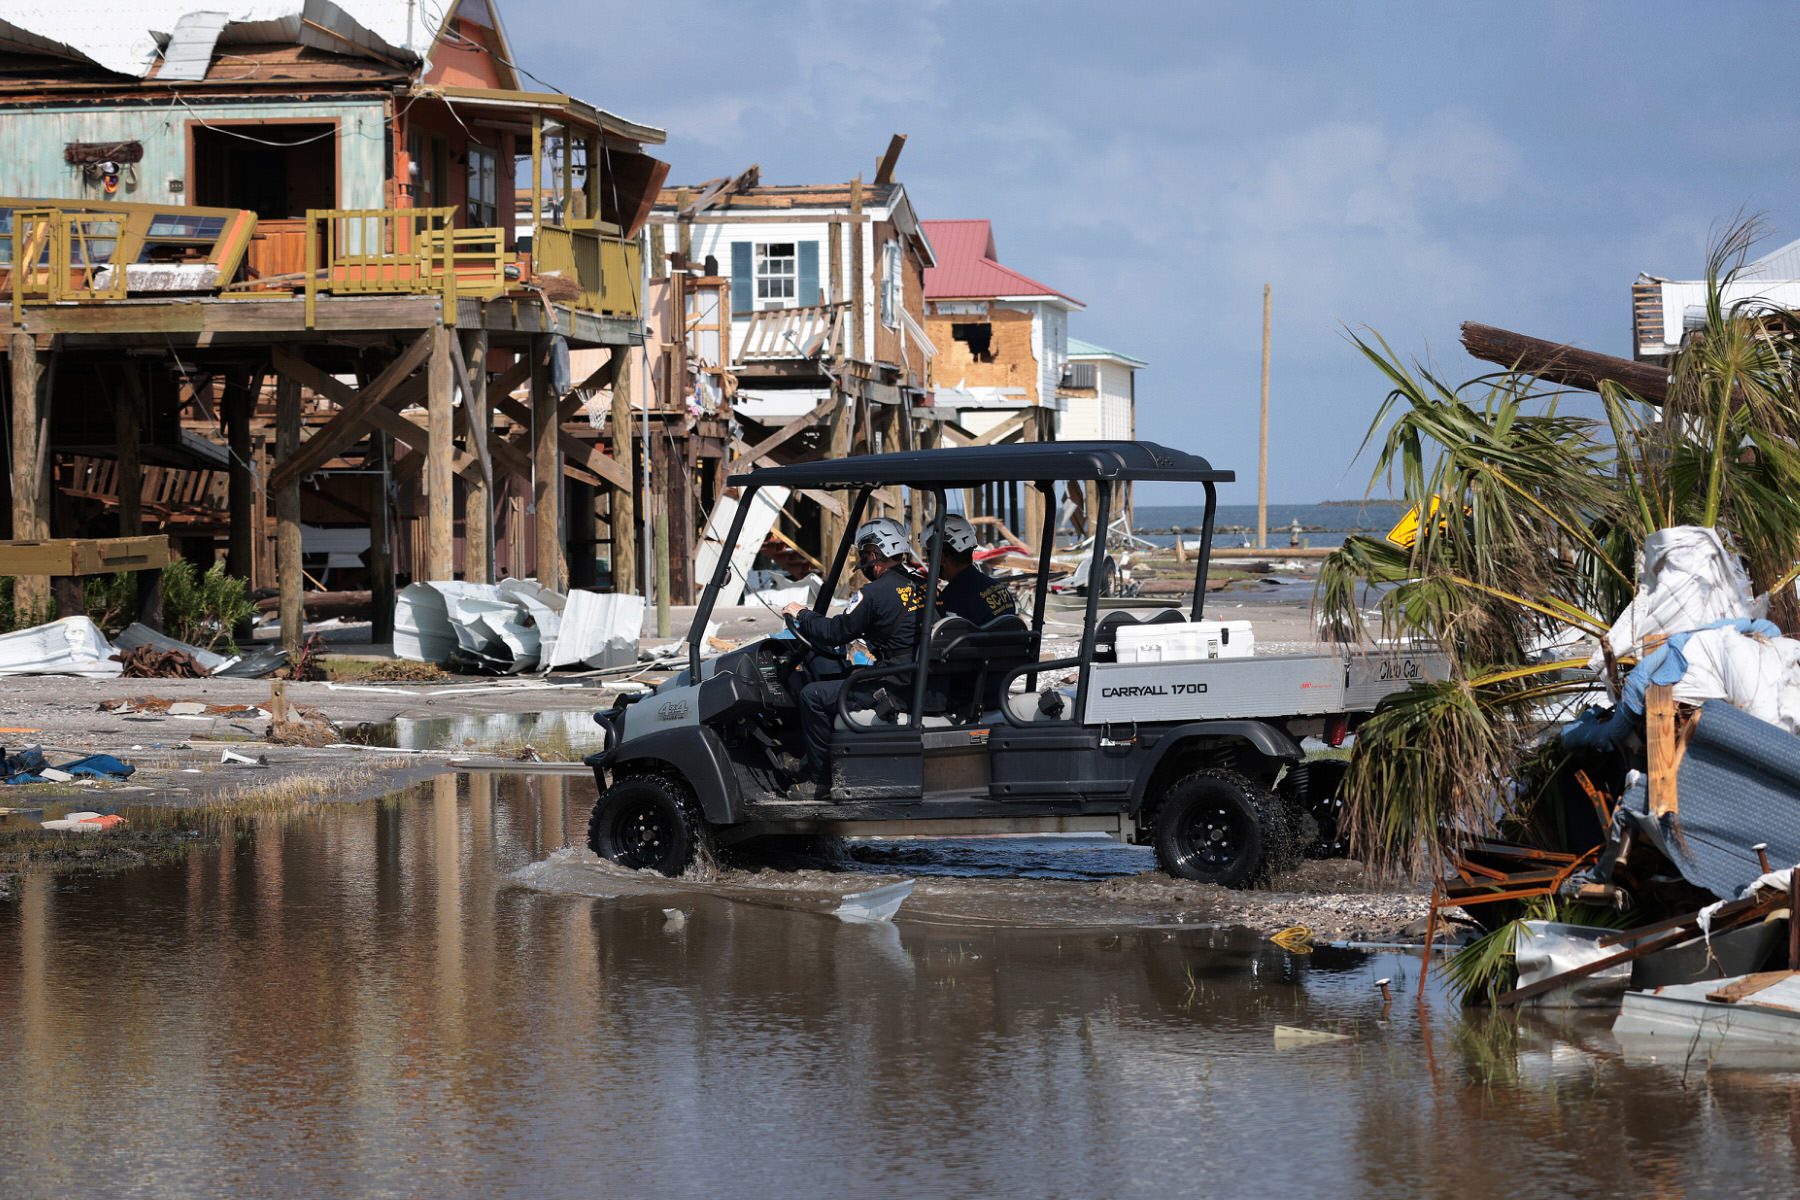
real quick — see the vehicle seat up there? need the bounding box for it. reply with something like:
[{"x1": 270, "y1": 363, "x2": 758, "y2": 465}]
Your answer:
[
  {"x1": 982, "y1": 688, "x2": 1074, "y2": 725},
  {"x1": 930, "y1": 613, "x2": 1034, "y2": 721}
]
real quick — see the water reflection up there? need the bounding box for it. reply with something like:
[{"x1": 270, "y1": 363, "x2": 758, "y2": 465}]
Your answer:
[{"x1": 0, "y1": 775, "x2": 1797, "y2": 1198}]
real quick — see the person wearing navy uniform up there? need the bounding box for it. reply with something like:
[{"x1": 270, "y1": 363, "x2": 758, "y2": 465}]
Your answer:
[
  {"x1": 928, "y1": 514, "x2": 1016, "y2": 624},
  {"x1": 780, "y1": 518, "x2": 925, "y2": 799}
]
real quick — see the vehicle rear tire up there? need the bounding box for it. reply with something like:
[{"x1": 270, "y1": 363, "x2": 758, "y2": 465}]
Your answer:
[
  {"x1": 1152, "y1": 768, "x2": 1291, "y2": 888},
  {"x1": 588, "y1": 773, "x2": 705, "y2": 876},
  {"x1": 1299, "y1": 759, "x2": 1350, "y2": 860}
]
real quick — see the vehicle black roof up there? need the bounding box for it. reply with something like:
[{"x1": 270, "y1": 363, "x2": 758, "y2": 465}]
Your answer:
[{"x1": 727, "y1": 441, "x2": 1233, "y2": 488}]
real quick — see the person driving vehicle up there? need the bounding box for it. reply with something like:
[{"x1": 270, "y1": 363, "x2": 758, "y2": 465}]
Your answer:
[
  {"x1": 927, "y1": 513, "x2": 1017, "y2": 624},
  {"x1": 780, "y1": 518, "x2": 925, "y2": 800}
]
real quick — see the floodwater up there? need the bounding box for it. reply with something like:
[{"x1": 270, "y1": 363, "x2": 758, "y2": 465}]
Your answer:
[{"x1": 3, "y1": 776, "x2": 1800, "y2": 1199}]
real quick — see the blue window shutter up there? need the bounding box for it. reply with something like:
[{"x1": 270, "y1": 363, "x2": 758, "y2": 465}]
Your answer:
[
  {"x1": 798, "y1": 241, "x2": 820, "y2": 306},
  {"x1": 731, "y1": 241, "x2": 753, "y2": 314}
]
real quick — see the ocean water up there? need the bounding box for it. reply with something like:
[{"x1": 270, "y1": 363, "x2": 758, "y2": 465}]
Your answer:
[{"x1": 1132, "y1": 501, "x2": 1408, "y2": 549}]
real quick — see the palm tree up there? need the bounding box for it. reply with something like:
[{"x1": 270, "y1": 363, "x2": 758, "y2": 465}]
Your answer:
[{"x1": 1321, "y1": 219, "x2": 1800, "y2": 878}]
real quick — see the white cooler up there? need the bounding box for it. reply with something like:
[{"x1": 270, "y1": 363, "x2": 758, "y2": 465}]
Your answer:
[{"x1": 1114, "y1": 619, "x2": 1254, "y2": 662}]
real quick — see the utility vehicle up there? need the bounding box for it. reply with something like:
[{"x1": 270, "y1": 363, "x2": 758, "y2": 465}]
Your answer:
[{"x1": 584, "y1": 442, "x2": 1444, "y2": 887}]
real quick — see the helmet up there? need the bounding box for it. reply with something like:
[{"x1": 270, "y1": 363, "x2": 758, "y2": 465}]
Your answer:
[
  {"x1": 923, "y1": 513, "x2": 978, "y2": 554},
  {"x1": 853, "y1": 517, "x2": 913, "y2": 562}
]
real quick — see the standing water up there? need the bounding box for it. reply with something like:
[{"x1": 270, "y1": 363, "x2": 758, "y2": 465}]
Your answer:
[{"x1": 2, "y1": 775, "x2": 1798, "y2": 1198}]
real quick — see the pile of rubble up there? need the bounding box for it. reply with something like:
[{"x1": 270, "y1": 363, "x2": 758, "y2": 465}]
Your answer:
[{"x1": 1440, "y1": 527, "x2": 1800, "y2": 1043}]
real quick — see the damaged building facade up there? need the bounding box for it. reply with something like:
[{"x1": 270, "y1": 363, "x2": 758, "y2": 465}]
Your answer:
[
  {"x1": 0, "y1": 0, "x2": 666, "y2": 644},
  {"x1": 642, "y1": 146, "x2": 939, "y2": 592}
]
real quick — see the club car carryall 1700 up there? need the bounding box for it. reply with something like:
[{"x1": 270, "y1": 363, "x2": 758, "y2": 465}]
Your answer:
[{"x1": 584, "y1": 441, "x2": 1445, "y2": 887}]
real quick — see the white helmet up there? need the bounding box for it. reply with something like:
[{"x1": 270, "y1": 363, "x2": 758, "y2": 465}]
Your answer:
[
  {"x1": 854, "y1": 517, "x2": 913, "y2": 562},
  {"x1": 924, "y1": 513, "x2": 979, "y2": 554}
]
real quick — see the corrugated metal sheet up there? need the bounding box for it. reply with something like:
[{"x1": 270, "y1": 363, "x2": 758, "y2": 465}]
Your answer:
[
  {"x1": 921, "y1": 219, "x2": 1078, "y2": 305},
  {"x1": 157, "y1": 10, "x2": 229, "y2": 82}
]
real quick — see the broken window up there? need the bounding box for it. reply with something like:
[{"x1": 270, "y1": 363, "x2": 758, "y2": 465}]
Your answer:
[
  {"x1": 881, "y1": 240, "x2": 902, "y2": 328},
  {"x1": 952, "y1": 322, "x2": 995, "y2": 362},
  {"x1": 755, "y1": 242, "x2": 796, "y2": 308},
  {"x1": 467, "y1": 143, "x2": 498, "y2": 227}
]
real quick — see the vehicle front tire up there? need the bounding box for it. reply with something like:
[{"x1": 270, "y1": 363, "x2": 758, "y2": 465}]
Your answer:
[
  {"x1": 588, "y1": 773, "x2": 705, "y2": 876},
  {"x1": 1152, "y1": 768, "x2": 1291, "y2": 888}
]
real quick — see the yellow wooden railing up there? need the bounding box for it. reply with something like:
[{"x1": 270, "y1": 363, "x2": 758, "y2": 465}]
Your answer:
[
  {"x1": 5, "y1": 197, "x2": 256, "y2": 313},
  {"x1": 533, "y1": 219, "x2": 641, "y2": 319},
  {"x1": 303, "y1": 207, "x2": 509, "y2": 327}
]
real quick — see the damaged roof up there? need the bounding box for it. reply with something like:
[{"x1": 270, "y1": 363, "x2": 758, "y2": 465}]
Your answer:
[
  {"x1": 0, "y1": 0, "x2": 434, "y2": 78},
  {"x1": 922, "y1": 219, "x2": 1081, "y2": 308}
]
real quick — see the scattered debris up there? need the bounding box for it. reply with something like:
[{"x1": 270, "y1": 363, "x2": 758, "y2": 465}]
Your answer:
[
  {"x1": 40, "y1": 811, "x2": 126, "y2": 832},
  {"x1": 833, "y1": 879, "x2": 914, "y2": 923},
  {"x1": 114, "y1": 622, "x2": 237, "y2": 674},
  {"x1": 219, "y1": 748, "x2": 268, "y2": 768},
  {"x1": 113, "y1": 643, "x2": 209, "y2": 678},
  {"x1": 0, "y1": 616, "x2": 123, "y2": 678},
  {"x1": 394, "y1": 580, "x2": 643, "y2": 673},
  {"x1": 1272, "y1": 1026, "x2": 1351, "y2": 1047}
]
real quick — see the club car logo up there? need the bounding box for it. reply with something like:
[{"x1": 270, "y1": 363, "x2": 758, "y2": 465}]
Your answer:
[{"x1": 1100, "y1": 682, "x2": 1209, "y2": 698}]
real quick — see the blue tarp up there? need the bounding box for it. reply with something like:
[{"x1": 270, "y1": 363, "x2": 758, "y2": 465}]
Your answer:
[
  {"x1": 1609, "y1": 700, "x2": 1800, "y2": 900},
  {"x1": 2, "y1": 747, "x2": 135, "y2": 785}
]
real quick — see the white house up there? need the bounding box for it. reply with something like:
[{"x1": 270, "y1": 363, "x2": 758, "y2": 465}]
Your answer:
[
  {"x1": 1633, "y1": 237, "x2": 1800, "y2": 360},
  {"x1": 1056, "y1": 338, "x2": 1141, "y2": 441}
]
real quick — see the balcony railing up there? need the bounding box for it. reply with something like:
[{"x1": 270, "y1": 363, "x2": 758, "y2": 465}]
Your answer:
[
  {"x1": 533, "y1": 219, "x2": 642, "y2": 320},
  {"x1": 733, "y1": 302, "x2": 847, "y2": 363},
  {"x1": 303, "y1": 207, "x2": 507, "y2": 327}
]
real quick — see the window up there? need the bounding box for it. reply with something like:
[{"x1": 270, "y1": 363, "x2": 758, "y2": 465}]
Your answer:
[
  {"x1": 951, "y1": 322, "x2": 995, "y2": 362},
  {"x1": 467, "y1": 144, "x2": 498, "y2": 227},
  {"x1": 755, "y1": 242, "x2": 796, "y2": 308},
  {"x1": 880, "y1": 240, "x2": 902, "y2": 328},
  {"x1": 138, "y1": 212, "x2": 228, "y2": 262}
]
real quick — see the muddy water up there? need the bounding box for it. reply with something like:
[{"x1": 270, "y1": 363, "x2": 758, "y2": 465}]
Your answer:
[{"x1": 3, "y1": 776, "x2": 1800, "y2": 1199}]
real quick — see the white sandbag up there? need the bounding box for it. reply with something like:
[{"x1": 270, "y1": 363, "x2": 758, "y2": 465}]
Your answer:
[
  {"x1": 0, "y1": 616, "x2": 122, "y2": 677},
  {"x1": 1591, "y1": 527, "x2": 1760, "y2": 670}
]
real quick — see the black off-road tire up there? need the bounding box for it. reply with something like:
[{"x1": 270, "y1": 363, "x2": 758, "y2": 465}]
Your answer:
[
  {"x1": 587, "y1": 773, "x2": 706, "y2": 876},
  {"x1": 1298, "y1": 759, "x2": 1351, "y2": 860},
  {"x1": 1152, "y1": 768, "x2": 1295, "y2": 888}
]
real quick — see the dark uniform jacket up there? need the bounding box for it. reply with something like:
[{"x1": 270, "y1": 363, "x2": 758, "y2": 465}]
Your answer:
[
  {"x1": 939, "y1": 566, "x2": 1017, "y2": 625},
  {"x1": 793, "y1": 568, "x2": 925, "y2": 664}
]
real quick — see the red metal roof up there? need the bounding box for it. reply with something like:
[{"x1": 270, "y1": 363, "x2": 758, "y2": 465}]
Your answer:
[{"x1": 922, "y1": 219, "x2": 1079, "y2": 305}]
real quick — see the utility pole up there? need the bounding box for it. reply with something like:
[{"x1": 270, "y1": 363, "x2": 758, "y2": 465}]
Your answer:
[{"x1": 1257, "y1": 283, "x2": 1271, "y2": 550}]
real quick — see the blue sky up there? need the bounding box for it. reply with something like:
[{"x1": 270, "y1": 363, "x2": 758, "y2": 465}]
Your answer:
[{"x1": 502, "y1": 0, "x2": 1800, "y2": 503}]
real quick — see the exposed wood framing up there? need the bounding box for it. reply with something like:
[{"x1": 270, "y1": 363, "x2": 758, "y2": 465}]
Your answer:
[
  {"x1": 425, "y1": 325, "x2": 456, "y2": 581},
  {"x1": 268, "y1": 332, "x2": 433, "y2": 492},
  {"x1": 275, "y1": 373, "x2": 303, "y2": 652},
  {"x1": 460, "y1": 329, "x2": 494, "y2": 584}
]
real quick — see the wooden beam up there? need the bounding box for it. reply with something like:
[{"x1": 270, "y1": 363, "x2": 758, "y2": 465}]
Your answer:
[
  {"x1": 368, "y1": 431, "x2": 394, "y2": 642},
  {"x1": 531, "y1": 336, "x2": 563, "y2": 590},
  {"x1": 114, "y1": 365, "x2": 143, "y2": 536},
  {"x1": 268, "y1": 332, "x2": 433, "y2": 492},
  {"x1": 736, "y1": 397, "x2": 837, "y2": 466},
  {"x1": 610, "y1": 356, "x2": 639, "y2": 594},
  {"x1": 9, "y1": 332, "x2": 50, "y2": 614},
  {"x1": 448, "y1": 328, "x2": 492, "y2": 489},
  {"x1": 972, "y1": 410, "x2": 1030, "y2": 447},
  {"x1": 872, "y1": 134, "x2": 906, "y2": 186},
  {"x1": 848, "y1": 175, "x2": 864, "y2": 362},
  {"x1": 276, "y1": 373, "x2": 303, "y2": 652},
  {"x1": 226, "y1": 374, "x2": 258, "y2": 580},
  {"x1": 426, "y1": 325, "x2": 456, "y2": 581},
  {"x1": 461, "y1": 329, "x2": 493, "y2": 584},
  {"x1": 1461, "y1": 321, "x2": 1673, "y2": 404}
]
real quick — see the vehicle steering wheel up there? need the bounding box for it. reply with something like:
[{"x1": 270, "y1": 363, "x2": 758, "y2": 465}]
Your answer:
[{"x1": 783, "y1": 612, "x2": 846, "y2": 671}]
